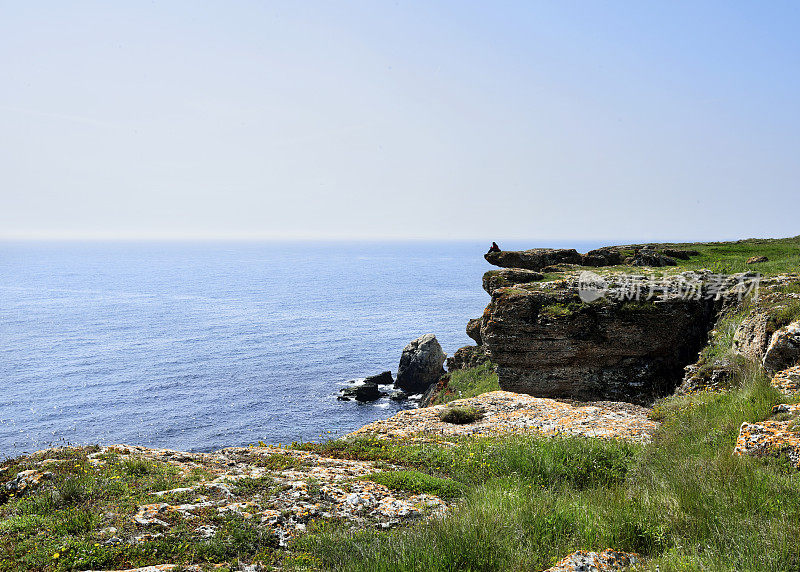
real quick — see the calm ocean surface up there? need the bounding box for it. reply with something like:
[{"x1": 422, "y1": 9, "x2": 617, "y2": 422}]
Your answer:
[{"x1": 0, "y1": 240, "x2": 602, "y2": 459}]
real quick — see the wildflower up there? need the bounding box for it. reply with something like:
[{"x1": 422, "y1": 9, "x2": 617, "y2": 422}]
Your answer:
[{"x1": 52, "y1": 553, "x2": 59, "y2": 559}]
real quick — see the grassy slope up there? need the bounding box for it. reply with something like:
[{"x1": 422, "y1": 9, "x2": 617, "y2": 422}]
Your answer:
[
  {"x1": 657, "y1": 235, "x2": 800, "y2": 276},
  {"x1": 290, "y1": 366, "x2": 800, "y2": 572},
  {"x1": 427, "y1": 361, "x2": 500, "y2": 406}
]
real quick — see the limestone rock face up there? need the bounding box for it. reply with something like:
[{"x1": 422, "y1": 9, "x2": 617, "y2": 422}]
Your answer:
[
  {"x1": 746, "y1": 255, "x2": 769, "y2": 264},
  {"x1": 480, "y1": 281, "x2": 716, "y2": 403},
  {"x1": 732, "y1": 311, "x2": 771, "y2": 362},
  {"x1": 466, "y1": 318, "x2": 483, "y2": 345},
  {"x1": 395, "y1": 334, "x2": 446, "y2": 394},
  {"x1": 482, "y1": 269, "x2": 544, "y2": 294},
  {"x1": 446, "y1": 345, "x2": 489, "y2": 371},
  {"x1": 484, "y1": 248, "x2": 581, "y2": 271},
  {"x1": 762, "y1": 321, "x2": 800, "y2": 372}
]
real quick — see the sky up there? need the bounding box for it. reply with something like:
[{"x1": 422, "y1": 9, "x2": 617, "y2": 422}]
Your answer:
[{"x1": 1, "y1": 1, "x2": 798, "y2": 242}]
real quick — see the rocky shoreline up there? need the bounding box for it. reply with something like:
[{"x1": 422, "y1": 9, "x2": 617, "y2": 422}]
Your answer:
[{"x1": 3, "y1": 239, "x2": 800, "y2": 571}]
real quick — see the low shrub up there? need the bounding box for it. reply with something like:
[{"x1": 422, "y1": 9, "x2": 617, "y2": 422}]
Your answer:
[{"x1": 438, "y1": 406, "x2": 484, "y2": 424}]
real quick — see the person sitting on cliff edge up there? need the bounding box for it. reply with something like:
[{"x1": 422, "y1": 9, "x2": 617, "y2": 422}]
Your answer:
[{"x1": 487, "y1": 242, "x2": 501, "y2": 254}]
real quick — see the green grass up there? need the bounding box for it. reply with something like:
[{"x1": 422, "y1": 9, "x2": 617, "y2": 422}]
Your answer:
[
  {"x1": 427, "y1": 362, "x2": 499, "y2": 406},
  {"x1": 438, "y1": 406, "x2": 484, "y2": 425},
  {"x1": 658, "y1": 236, "x2": 800, "y2": 276},
  {"x1": 287, "y1": 367, "x2": 800, "y2": 571},
  {"x1": 0, "y1": 451, "x2": 270, "y2": 571},
  {"x1": 365, "y1": 471, "x2": 466, "y2": 500},
  {"x1": 767, "y1": 298, "x2": 800, "y2": 330}
]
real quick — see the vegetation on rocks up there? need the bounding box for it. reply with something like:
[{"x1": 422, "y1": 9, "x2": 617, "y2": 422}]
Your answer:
[
  {"x1": 437, "y1": 405, "x2": 484, "y2": 425},
  {"x1": 426, "y1": 361, "x2": 499, "y2": 406}
]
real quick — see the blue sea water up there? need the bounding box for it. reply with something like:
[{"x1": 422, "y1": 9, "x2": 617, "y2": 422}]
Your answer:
[{"x1": 0, "y1": 240, "x2": 602, "y2": 459}]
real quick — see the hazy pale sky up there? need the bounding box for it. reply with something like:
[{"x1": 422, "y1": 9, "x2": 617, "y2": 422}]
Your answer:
[{"x1": 1, "y1": 1, "x2": 798, "y2": 241}]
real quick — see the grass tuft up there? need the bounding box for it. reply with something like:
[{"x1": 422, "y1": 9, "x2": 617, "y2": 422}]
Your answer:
[{"x1": 438, "y1": 406, "x2": 484, "y2": 425}]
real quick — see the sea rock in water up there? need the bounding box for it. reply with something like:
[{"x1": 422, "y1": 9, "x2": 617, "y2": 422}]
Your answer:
[
  {"x1": 364, "y1": 371, "x2": 394, "y2": 385},
  {"x1": 762, "y1": 321, "x2": 800, "y2": 372},
  {"x1": 395, "y1": 334, "x2": 446, "y2": 394},
  {"x1": 389, "y1": 389, "x2": 408, "y2": 401},
  {"x1": 339, "y1": 381, "x2": 383, "y2": 402}
]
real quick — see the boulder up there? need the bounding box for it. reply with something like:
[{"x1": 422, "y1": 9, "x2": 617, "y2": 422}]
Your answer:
[
  {"x1": 747, "y1": 255, "x2": 769, "y2": 264},
  {"x1": 466, "y1": 318, "x2": 483, "y2": 345},
  {"x1": 630, "y1": 249, "x2": 677, "y2": 267},
  {"x1": 661, "y1": 248, "x2": 699, "y2": 260},
  {"x1": 364, "y1": 371, "x2": 394, "y2": 385},
  {"x1": 581, "y1": 248, "x2": 623, "y2": 267},
  {"x1": 545, "y1": 548, "x2": 640, "y2": 572},
  {"x1": 734, "y1": 404, "x2": 800, "y2": 470},
  {"x1": 484, "y1": 248, "x2": 581, "y2": 271},
  {"x1": 482, "y1": 269, "x2": 544, "y2": 294},
  {"x1": 395, "y1": 334, "x2": 446, "y2": 394},
  {"x1": 339, "y1": 381, "x2": 383, "y2": 402},
  {"x1": 419, "y1": 380, "x2": 442, "y2": 408},
  {"x1": 446, "y1": 345, "x2": 489, "y2": 371},
  {"x1": 389, "y1": 389, "x2": 408, "y2": 401},
  {"x1": 762, "y1": 321, "x2": 800, "y2": 372}
]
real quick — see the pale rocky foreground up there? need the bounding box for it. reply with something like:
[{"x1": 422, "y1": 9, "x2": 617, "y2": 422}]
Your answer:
[
  {"x1": 349, "y1": 390, "x2": 658, "y2": 443},
  {"x1": 4, "y1": 389, "x2": 658, "y2": 572}
]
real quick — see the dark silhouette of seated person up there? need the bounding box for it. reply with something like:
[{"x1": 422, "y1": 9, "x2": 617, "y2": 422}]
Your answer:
[{"x1": 487, "y1": 242, "x2": 501, "y2": 254}]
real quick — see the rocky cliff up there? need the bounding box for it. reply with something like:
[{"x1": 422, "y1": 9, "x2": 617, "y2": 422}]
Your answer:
[{"x1": 478, "y1": 276, "x2": 719, "y2": 403}]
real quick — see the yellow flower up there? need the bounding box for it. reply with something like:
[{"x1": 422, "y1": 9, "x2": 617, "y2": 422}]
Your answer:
[{"x1": 52, "y1": 553, "x2": 60, "y2": 559}]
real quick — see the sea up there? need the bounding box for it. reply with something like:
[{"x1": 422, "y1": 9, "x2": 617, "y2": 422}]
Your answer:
[{"x1": 0, "y1": 240, "x2": 603, "y2": 459}]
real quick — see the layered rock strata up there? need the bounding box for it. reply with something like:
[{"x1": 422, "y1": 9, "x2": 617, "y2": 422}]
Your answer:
[{"x1": 479, "y1": 276, "x2": 719, "y2": 403}]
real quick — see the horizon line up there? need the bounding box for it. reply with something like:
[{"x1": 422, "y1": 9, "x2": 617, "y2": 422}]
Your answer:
[{"x1": 0, "y1": 232, "x2": 777, "y2": 244}]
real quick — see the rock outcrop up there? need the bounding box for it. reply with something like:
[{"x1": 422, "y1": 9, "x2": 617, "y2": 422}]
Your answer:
[
  {"x1": 466, "y1": 317, "x2": 483, "y2": 345},
  {"x1": 339, "y1": 381, "x2": 383, "y2": 402},
  {"x1": 545, "y1": 548, "x2": 641, "y2": 572},
  {"x1": 395, "y1": 334, "x2": 446, "y2": 394},
  {"x1": 762, "y1": 321, "x2": 800, "y2": 372},
  {"x1": 747, "y1": 255, "x2": 769, "y2": 264},
  {"x1": 484, "y1": 245, "x2": 700, "y2": 272},
  {"x1": 480, "y1": 277, "x2": 718, "y2": 403},
  {"x1": 735, "y1": 403, "x2": 800, "y2": 470},
  {"x1": 446, "y1": 345, "x2": 489, "y2": 371},
  {"x1": 365, "y1": 371, "x2": 394, "y2": 385},
  {"x1": 482, "y1": 269, "x2": 544, "y2": 294},
  {"x1": 732, "y1": 311, "x2": 772, "y2": 362},
  {"x1": 630, "y1": 249, "x2": 677, "y2": 267},
  {"x1": 349, "y1": 390, "x2": 657, "y2": 442},
  {"x1": 484, "y1": 248, "x2": 582, "y2": 271}
]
